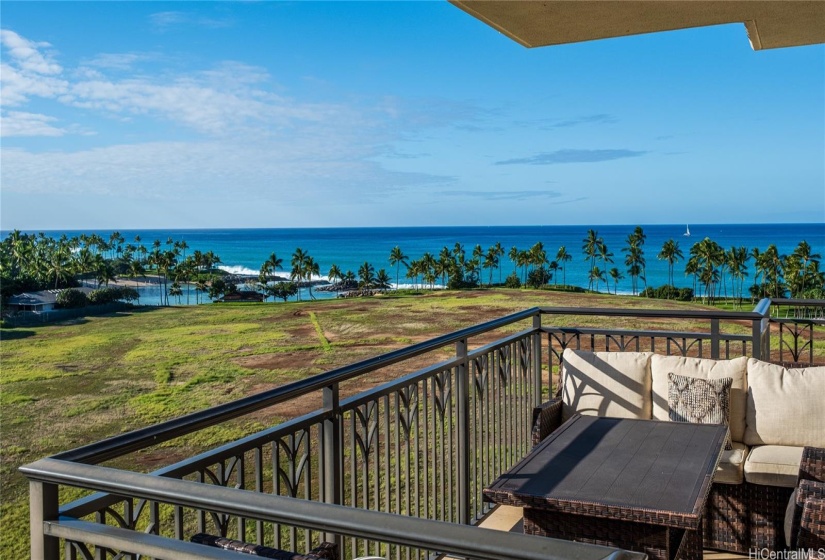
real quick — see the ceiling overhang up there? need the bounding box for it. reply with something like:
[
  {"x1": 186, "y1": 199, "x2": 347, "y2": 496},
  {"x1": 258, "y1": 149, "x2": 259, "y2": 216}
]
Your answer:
[{"x1": 449, "y1": 1, "x2": 825, "y2": 50}]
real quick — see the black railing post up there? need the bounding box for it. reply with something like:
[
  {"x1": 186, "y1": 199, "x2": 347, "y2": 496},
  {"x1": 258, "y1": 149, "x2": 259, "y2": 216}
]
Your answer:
[
  {"x1": 456, "y1": 338, "x2": 470, "y2": 525},
  {"x1": 30, "y1": 480, "x2": 59, "y2": 560},
  {"x1": 752, "y1": 298, "x2": 772, "y2": 361},
  {"x1": 710, "y1": 319, "x2": 720, "y2": 359},
  {"x1": 322, "y1": 384, "x2": 342, "y2": 546},
  {"x1": 533, "y1": 314, "x2": 543, "y2": 405}
]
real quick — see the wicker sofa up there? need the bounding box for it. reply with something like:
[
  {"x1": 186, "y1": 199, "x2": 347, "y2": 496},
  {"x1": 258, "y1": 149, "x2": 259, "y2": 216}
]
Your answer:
[{"x1": 531, "y1": 349, "x2": 825, "y2": 554}]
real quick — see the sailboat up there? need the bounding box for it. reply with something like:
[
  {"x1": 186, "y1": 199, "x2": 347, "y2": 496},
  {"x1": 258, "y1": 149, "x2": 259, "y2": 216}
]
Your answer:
[{"x1": 683, "y1": 225, "x2": 691, "y2": 237}]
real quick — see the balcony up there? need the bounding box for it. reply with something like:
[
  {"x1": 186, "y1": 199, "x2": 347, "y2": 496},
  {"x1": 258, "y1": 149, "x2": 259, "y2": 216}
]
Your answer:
[{"x1": 22, "y1": 298, "x2": 824, "y2": 560}]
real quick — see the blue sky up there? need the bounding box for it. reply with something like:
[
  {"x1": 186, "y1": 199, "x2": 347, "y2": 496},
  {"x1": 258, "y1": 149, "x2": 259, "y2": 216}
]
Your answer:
[{"x1": 1, "y1": 1, "x2": 823, "y2": 230}]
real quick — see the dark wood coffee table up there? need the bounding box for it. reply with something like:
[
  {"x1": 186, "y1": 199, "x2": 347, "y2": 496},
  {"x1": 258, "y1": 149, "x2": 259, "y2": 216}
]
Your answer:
[{"x1": 484, "y1": 414, "x2": 728, "y2": 560}]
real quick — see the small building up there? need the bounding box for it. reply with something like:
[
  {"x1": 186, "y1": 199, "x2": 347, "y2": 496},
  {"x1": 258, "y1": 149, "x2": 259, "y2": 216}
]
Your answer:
[
  {"x1": 5, "y1": 288, "x2": 92, "y2": 313},
  {"x1": 219, "y1": 291, "x2": 265, "y2": 303}
]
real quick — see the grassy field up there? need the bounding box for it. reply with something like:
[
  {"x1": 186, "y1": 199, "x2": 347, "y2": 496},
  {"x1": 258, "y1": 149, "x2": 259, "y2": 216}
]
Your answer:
[{"x1": 0, "y1": 289, "x2": 817, "y2": 556}]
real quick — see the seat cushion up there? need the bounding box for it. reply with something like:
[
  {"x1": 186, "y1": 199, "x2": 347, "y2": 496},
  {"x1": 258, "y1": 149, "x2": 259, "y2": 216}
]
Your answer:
[
  {"x1": 715, "y1": 441, "x2": 748, "y2": 485},
  {"x1": 744, "y1": 359, "x2": 825, "y2": 447},
  {"x1": 560, "y1": 349, "x2": 652, "y2": 421},
  {"x1": 744, "y1": 445, "x2": 804, "y2": 488},
  {"x1": 651, "y1": 355, "x2": 748, "y2": 442}
]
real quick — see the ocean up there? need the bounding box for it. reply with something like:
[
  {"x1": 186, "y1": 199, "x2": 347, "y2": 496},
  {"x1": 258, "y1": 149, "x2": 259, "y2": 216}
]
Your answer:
[{"x1": 7, "y1": 224, "x2": 824, "y2": 305}]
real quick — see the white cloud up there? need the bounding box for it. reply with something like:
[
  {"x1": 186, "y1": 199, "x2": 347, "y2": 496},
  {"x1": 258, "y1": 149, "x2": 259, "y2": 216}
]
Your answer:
[
  {"x1": 0, "y1": 29, "x2": 62, "y2": 75},
  {"x1": 0, "y1": 29, "x2": 70, "y2": 107},
  {"x1": 0, "y1": 29, "x2": 467, "y2": 205},
  {"x1": 1, "y1": 140, "x2": 451, "y2": 201},
  {"x1": 1, "y1": 111, "x2": 66, "y2": 137},
  {"x1": 81, "y1": 52, "x2": 148, "y2": 71},
  {"x1": 149, "y1": 11, "x2": 233, "y2": 31}
]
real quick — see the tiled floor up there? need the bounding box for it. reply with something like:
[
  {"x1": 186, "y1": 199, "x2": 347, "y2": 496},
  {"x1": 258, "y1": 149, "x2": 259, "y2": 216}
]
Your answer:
[{"x1": 476, "y1": 506, "x2": 747, "y2": 559}]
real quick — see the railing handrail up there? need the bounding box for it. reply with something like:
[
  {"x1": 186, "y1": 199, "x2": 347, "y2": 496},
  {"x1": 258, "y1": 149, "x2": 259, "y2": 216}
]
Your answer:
[
  {"x1": 768, "y1": 298, "x2": 825, "y2": 306},
  {"x1": 24, "y1": 458, "x2": 644, "y2": 560},
  {"x1": 52, "y1": 307, "x2": 541, "y2": 464},
  {"x1": 541, "y1": 325, "x2": 752, "y2": 341},
  {"x1": 539, "y1": 305, "x2": 769, "y2": 320}
]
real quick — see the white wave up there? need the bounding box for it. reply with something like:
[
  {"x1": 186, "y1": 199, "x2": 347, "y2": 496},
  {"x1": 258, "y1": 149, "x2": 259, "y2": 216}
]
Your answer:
[{"x1": 219, "y1": 265, "x2": 259, "y2": 276}]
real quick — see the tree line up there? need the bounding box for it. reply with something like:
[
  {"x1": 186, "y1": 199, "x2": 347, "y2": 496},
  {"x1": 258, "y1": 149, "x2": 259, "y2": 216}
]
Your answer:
[{"x1": 2, "y1": 229, "x2": 822, "y2": 307}]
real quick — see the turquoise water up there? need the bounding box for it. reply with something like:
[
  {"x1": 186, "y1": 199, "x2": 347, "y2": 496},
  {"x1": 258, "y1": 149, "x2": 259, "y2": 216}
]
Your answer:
[{"x1": 10, "y1": 224, "x2": 824, "y2": 305}]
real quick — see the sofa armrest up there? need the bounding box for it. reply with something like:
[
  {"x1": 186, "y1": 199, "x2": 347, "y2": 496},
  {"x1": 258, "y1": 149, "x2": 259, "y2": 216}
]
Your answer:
[
  {"x1": 531, "y1": 397, "x2": 562, "y2": 448},
  {"x1": 799, "y1": 446, "x2": 825, "y2": 483},
  {"x1": 791, "y1": 480, "x2": 825, "y2": 549},
  {"x1": 798, "y1": 491, "x2": 825, "y2": 548}
]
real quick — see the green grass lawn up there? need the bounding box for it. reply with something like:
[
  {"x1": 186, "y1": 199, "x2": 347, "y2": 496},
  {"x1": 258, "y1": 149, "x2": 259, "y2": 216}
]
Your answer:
[{"x1": 1, "y1": 289, "x2": 819, "y2": 556}]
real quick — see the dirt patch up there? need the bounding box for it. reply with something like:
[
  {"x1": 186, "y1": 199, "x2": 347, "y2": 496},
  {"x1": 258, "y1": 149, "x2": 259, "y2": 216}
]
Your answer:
[
  {"x1": 133, "y1": 449, "x2": 190, "y2": 468},
  {"x1": 284, "y1": 324, "x2": 316, "y2": 341},
  {"x1": 234, "y1": 351, "x2": 323, "y2": 370}
]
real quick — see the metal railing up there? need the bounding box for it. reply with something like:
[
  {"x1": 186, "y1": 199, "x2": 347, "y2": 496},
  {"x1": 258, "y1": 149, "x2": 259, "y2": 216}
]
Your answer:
[{"x1": 22, "y1": 298, "x2": 824, "y2": 559}]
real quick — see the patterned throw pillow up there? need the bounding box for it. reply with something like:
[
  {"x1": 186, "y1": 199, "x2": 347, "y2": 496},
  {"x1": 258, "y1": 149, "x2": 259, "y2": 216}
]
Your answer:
[{"x1": 667, "y1": 372, "x2": 733, "y2": 449}]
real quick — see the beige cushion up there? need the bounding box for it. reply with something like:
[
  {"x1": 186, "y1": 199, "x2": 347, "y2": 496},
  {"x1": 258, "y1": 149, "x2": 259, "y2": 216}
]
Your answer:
[
  {"x1": 744, "y1": 445, "x2": 804, "y2": 488},
  {"x1": 651, "y1": 355, "x2": 748, "y2": 442},
  {"x1": 715, "y1": 442, "x2": 748, "y2": 485},
  {"x1": 560, "y1": 349, "x2": 652, "y2": 421},
  {"x1": 744, "y1": 359, "x2": 825, "y2": 447}
]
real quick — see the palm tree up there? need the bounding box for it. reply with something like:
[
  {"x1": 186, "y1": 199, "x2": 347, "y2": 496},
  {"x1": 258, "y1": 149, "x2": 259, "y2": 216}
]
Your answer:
[
  {"x1": 169, "y1": 282, "x2": 183, "y2": 305},
  {"x1": 195, "y1": 280, "x2": 208, "y2": 305},
  {"x1": 548, "y1": 260, "x2": 560, "y2": 285},
  {"x1": 761, "y1": 245, "x2": 786, "y2": 298},
  {"x1": 437, "y1": 247, "x2": 452, "y2": 287},
  {"x1": 556, "y1": 246, "x2": 572, "y2": 287},
  {"x1": 493, "y1": 242, "x2": 505, "y2": 283},
  {"x1": 175, "y1": 240, "x2": 189, "y2": 261},
  {"x1": 582, "y1": 230, "x2": 601, "y2": 271},
  {"x1": 343, "y1": 270, "x2": 356, "y2": 291},
  {"x1": 176, "y1": 258, "x2": 195, "y2": 305},
  {"x1": 589, "y1": 266, "x2": 606, "y2": 293},
  {"x1": 690, "y1": 237, "x2": 724, "y2": 303},
  {"x1": 608, "y1": 267, "x2": 624, "y2": 295},
  {"x1": 95, "y1": 257, "x2": 117, "y2": 288},
  {"x1": 328, "y1": 264, "x2": 343, "y2": 294},
  {"x1": 632, "y1": 227, "x2": 648, "y2": 292},
  {"x1": 749, "y1": 247, "x2": 763, "y2": 299},
  {"x1": 598, "y1": 241, "x2": 613, "y2": 272},
  {"x1": 792, "y1": 241, "x2": 821, "y2": 294},
  {"x1": 126, "y1": 259, "x2": 146, "y2": 304},
  {"x1": 303, "y1": 256, "x2": 320, "y2": 300},
  {"x1": 484, "y1": 246, "x2": 499, "y2": 287},
  {"x1": 46, "y1": 240, "x2": 72, "y2": 289},
  {"x1": 657, "y1": 239, "x2": 684, "y2": 289},
  {"x1": 291, "y1": 248, "x2": 309, "y2": 301},
  {"x1": 375, "y1": 269, "x2": 392, "y2": 291},
  {"x1": 259, "y1": 253, "x2": 284, "y2": 283},
  {"x1": 727, "y1": 246, "x2": 749, "y2": 307},
  {"x1": 388, "y1": 246, "x2": 408, "y2": 290},
  {"x1": 421, "y1": 252, "x2": 438, "y2": 289},
  {"x1": 358, "y1": 261, "x2": 375, "y2": 289},
  {"x1": 622, "y1": 232, "x2": 646, "y2": 295},
  {"x1": 685, "y1": 257, "x2": 700, "y2": 299},
  {"x1": 529, "y1": 242, "x2": 548, "y2": 273},
  {"x1": 508, "y1": 246, "x2": 519, "y2": 278}
]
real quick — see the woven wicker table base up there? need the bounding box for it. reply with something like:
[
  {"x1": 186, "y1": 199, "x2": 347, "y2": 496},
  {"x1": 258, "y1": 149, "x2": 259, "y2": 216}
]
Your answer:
[{"x1": 523, "y1": 508, "x2": 703, "y2": 560}]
